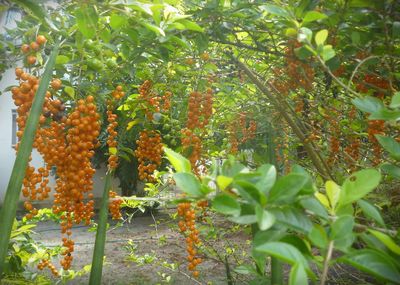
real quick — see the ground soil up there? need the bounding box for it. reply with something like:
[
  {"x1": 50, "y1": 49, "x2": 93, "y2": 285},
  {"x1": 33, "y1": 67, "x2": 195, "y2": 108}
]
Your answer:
[{"x1": 30, "y1": 209, "x2": 253, "y2": 285}]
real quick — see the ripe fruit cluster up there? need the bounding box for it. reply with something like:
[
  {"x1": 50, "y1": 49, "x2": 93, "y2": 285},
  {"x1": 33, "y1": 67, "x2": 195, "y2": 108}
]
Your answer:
[
  {"x1": 139, "y1": 80, "x2": 160, "y2": 120},
  {"x1": 111, "y1": 85, "x2": 125, "y2": 100},
  {"x1": 106, "y1": 100, "x2": 119, "y2": 170},
  {"x1": 177, "y1": 202, "x2": 202, "y2": 278},
  {"x1": 135, "y1": 130, "x2": 163, "y2": 182},
  {"x1": 20, "y1": 35, "x2": 47, "y2": 66},
  {"x1": 37, "y1": 258, "x2": 59, "y2": 277},
  {"x1": 186, "y1": 90, "x2": 213, "y2": 130},
  {"x1": 181, "y1": 128, "x2": 202, "y2": 171},
  {"x1": 109, "y1": 191, "x2": 122, "y2": 220},
  {"x1": 228, "y1": 114, "x2": 257, "y2": 154}
]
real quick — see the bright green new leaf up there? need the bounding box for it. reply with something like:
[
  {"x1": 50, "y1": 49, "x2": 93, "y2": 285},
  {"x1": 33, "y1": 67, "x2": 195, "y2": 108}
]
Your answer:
[
  {"x1": 126, "y1": 119, "x2": 142, "y2": 130},
  {"x1": 315, "y1": 29, "x2": 328, "y2": 46},
  {"x1": 164, "y1": 148, "x2": 191, "y2": 173},
  {"x1": 321, "y1": 45, "x2": 335, "y2": 61},
  {"x1": 173, "y1": 172, "x2": 203, "y2": 197},
  {"x1": 325, "y1": 180, "x2": 341, "y2": 210},
  {"x1": 212, "y1": 194, "x2": 241, "y2": 216},
  {"x1": 339, "y1": 169, "x2": 381, "y2": 206},
  {"x1": 255, "y1": 205, "x2": 275, "y2": 231},
  {"x1": 176, "y1": 19, "x2": 204, "y2": 32},
  {"x1": 108, "y1": 147, "x2": 117, "y2": 155},
  {"x1": 216, "y1": 175, "x2": 233, "y2": 191},
  {"x1": 315, "y1": 192, "x2": 330, "y2": 209},
  {"x1": 56, "y1": 55, "x2": 70, "y2": 65},
  {"x1": 255, "y1": 164, "x2": 276, "y2": 195},
  {"x1": 368, "y1": 229, "x2": 400, "y2": 255},
  {"x1": 64, "y1": 86, "x2": 75, "y2": 99},
  {"x1": 298, "y1": 27, "x2": 313, "y2": 43},
  {"x1": 303, "y1": 11, "x2": 327, "y2": 23},
  {"x1": 142, "y1": 22, "x2": 165, "y2": 36},
  {"x1": 289, "y1": 263, "x2": 308, "y2": 285},
  {"x1": 110, "y1": 14, "x2": 127, "y2": 29}
]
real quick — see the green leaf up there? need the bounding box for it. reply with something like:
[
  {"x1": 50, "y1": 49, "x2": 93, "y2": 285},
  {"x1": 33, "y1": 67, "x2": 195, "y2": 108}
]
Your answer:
[
  {"x1": 300, "y1": 197, "x2": 329, "y2": 219},
  {"x1": 173, "y1": 173, "x2": 203, "y2": 198},
  {"x1": 255, "y1": 205, "x2": 275, "y2": 231},
  {"x1": 212, "y1": 194, "x2": 241, "y2": 216},
  {"x1": 255, "y1": 242, "x2": 314, "y2": 277},
  {"x1": 325, "y1": 180, "x2": 341, "y2": 210},
  {"x1": 331, "y1": 215, "x2": 354, "y2": 240},
  {"x1": 340, "y1": 249, "x2": 400, "y2": 283},
  {"x1": 339, "y1": 169, "x2": 381, "y2": 206},
  {"x1": 110, "y1": 14, "x2": 127, "y2": 29},
  {"x1": 308, "y1": 224, "x2": 328, "y2": 249},
  {"x1": 260, "y1": 4, "x2": 290, "y2": 18},
  {"x1": 176, "y1": 19, "x2": 203, "y2": 32},
  {"x1": 12, "y1": 0, "x2": 58, "y2": 31},
  {"x1": 393, "y1": 22, "x2": 400, "y2": 39},
  {"x1": 352, "y1": 96, "x2": 384, "y2": 113},
  {"x1": 321, "y1": 45, "x2": 335, "y2": 61},
  {"x1": 56, "y1": 55, "x2": 70, "y2": 65},
  {"x1": 289, "y1": 263, "x2": 308, "y2": 285},
  {"x1": 234, "y1": 181, "x2": 265, "y2": 205},
  {"x1": 357, "y1": 200, "x2": 385, "y2": 226},
  {"x1": 255, "y1": 164, "x2": 276, "y2": 195},
  {"x1": 270, "y1": 207, "x2": 312, "y2": 234},
  {"x1": 368, "y1": 229, "x2": 400, "y2": 255},
  {"x1": 381, "y1": 163, "x2": 400, "y2": 179},
  {"x1": 315, "y1": 29, "x2": 328, "y2": 46},
  {"x1": 228, "y1": 215, "x2": 257, "y2": 225},
  {"x1": 369, "y1": 108, "x2": 400, "y2": 121},
  {"x1": 75, "y1": 6, "x2": 99, "y2": 39},
  {"x1": 269, "y1": 173, "x2": 308, "y2": 203},
  {"x1": 216, "y1": 176, "x2": 233, "y2": 191},
  {"x1": 126, "y1": 119, "x2": 142, "y2": 130},
  {"x1": 64, "y1": 86, "x2": 75, "y2": 99},
  {"x1": 109, "y1": 147, "x2": 117, "y2": 155},
  {"x1": 164, "y1": 148, "x2": 191, "y2": 173},
  {"x1": 303, "y1": 11, "x2": 327, "y2": 23},
  {"x1": 127, "y1": 3, "x2": 153, "y2": 16},
  {"x1": 375, "y1": 135, "x2": 400, "y2": 160},
  {"x1": 298, "y1": 27, "x2": 313, "y2": 43},
  {"x1": 142, "y1": 22, "x2": 165, "y2": 36},
  {"x1": 390, "y1": 92, "x2": 400, "y2": 108}
]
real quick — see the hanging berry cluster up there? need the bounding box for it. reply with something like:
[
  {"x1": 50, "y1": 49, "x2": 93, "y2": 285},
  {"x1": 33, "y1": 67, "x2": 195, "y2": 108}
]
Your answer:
[
  {"x1": 111, "y1": 85, "x2": 125, "y2": 100},
  {"x1": 227, "y1": 113, "x2": 257, "y2": 154},
  {"x1": 37, "y1": 258, "x2": 59, "y2": 277},
  {"x1": 177, "y1": 202, "x2": 202, "y2": 278},
  {"x1": 108, "y1": 191, "x2": 123, "y2": 220},
  {"x1": 106, "y1": 100, "x2": 119, "y2": 170},
  {"x1": 135, "y1": 130, "x2": 163, "y2": 182},
  {"x1": 20, "y1": 35, "x2": 47, "y2": 66},
  {"x1": 138, "y1": 80, "x2": 160, "y2": 120}
]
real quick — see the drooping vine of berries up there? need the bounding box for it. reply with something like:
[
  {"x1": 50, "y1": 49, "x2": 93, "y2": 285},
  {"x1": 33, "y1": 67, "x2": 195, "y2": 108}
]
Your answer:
[
  {"x1": 20, "y1": 35, "x2": 47, "y2": 66},
  {"x1": 228, "y1": 113, "x2": 257, "y2": 154},
  {"x1": 109, "y1": 191, "x2": 123, "y2": 220},
  {"x1": 138, "y1": 80, "x2": 160, "y2": 120},
  {"x1": 177, "y1": 202, "x2": 202, "y2": 278},
  {"x1": 37, "y1": 258, "x2": 59, "y2": 277},
  {"x1": 135, "y1": 130, "x2": 163, "y2": 182}
]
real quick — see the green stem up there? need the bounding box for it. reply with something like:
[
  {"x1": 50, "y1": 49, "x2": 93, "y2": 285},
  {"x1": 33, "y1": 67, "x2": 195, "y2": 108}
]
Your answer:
[
  {"x1": 0, "y1": 44, "x2": 59, "y2": 278},
  {"x1": 271, "y1": 257, "x2": 283, "y2": 285},
  {"x1": 89, "y1": 171, "x2": 112, "y2": 285}
]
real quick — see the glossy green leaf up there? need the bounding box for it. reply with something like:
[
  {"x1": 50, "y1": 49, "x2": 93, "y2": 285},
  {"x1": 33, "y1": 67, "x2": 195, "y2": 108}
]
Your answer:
[
  {"x1": 381, "y1": 163, "x2": 400, "y2": 179},
  {"x1": 321, "y1": 45, "x2": 335, "y2": 61},
  {"x1": 255, "y1": 164, "x2": 276, "y2": 195},
  {"x1": 339, "y1": 169, "x2": 381, "y2": 206},
  {"x1": 315, "y1": 29, "x2": 328, "y2": 46},
  {"x1": 340, "y1": 249, "x2": 400, "y2": 283},
  {"x1": 64, "y1": 86, "x2": 75, "y2": 99},
  {"x1": 56, "y1": 55, "x2": 70, "y2": 65},
  {"x1": 75, "y1": 6, "x2": 99, "y2": 39},
  {"x1": 369, "y1": 108, "x2": 400, "y2": 121},
  {"x1": 142, "y1": 22, "x2": 165, "y2": 36},
  {"x1": 216, "y1": 175, "x2": 233, "y2": 191},
  {"x1": 289, "y1": 263, "x2": 308, "y2": 285},
  {"x1": 390, "y1": 91, "x2": 400, "y2": 108},
  {"x1": 176, "y1": 19, "x2": 203, "y2": 32},
  {"x1": 212, "y1": 194, "x2": 241, "y2": 216},
  {"x1": 260, "y1": 4, "x2": 290, "y2": 18},
  {"x1": 228, "y1": 215, "x2": 257, "y2": 225},
  {"x1": 270, "y1": 207, "x2": 312, "y2": 234},
  {"x1": 357, "y1": 200, "x2": 385, "y2": 226},
  {"x1": 235, "y1": 180, "x2": 264, "y2": 205},
  {"x1": 308, "y1": 224, "x2": 328, "y2": 249},
  {"x1": 298, "y1": 27, "x2": 313, "y2": 43},
  {"x1": 303, "y1": 11, "x2": 327, "y2": 23},
  {"x1": 164, "y1": 148, "x2": 191, "y2": 173},
  {"x1": 255, "y1": 205, "x2": 275, "y2": 231},
  {"x1": 368, "y1": 229, "x2": 400, "y2": 255},
  {"x1": 375, "y1": 135, "x2": 400, "y2": 160},
  {"x1": 269, "y1": 173, "x2": 308, "y2": 203},
  {"x1": 300, "y1": 197, "x2": 329, "y2": 219},
  {"x1": 173, "y1": 173, "x2": 203, "y2": 197},
  {"x1": 331, "y1": 215, "x2": 354, "y2": 240},
  {"x1": 110, "y1": 14, "x2": 127, "y2": 29},
  {"x1": 352, "y1": 96, "x2": 384, "y2": 114}
]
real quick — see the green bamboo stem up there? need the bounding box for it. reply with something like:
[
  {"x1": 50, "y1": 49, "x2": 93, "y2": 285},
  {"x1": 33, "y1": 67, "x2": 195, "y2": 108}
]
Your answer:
[
  {"x1": 271, "y1": 257, "x2": 283, "y2": 285},
  {"x1": 0, "y1": 44, "x2": 59, "y2": 278},
  {"x1": 89, "y1": 171, "x2": 112, "y2": 285}
]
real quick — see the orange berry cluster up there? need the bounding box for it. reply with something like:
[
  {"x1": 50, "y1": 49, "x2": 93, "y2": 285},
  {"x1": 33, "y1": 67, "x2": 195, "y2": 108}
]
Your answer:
[
  {"x1": 162, "y1": 91, "x2": 172, "y2": 112},
  {"x1": 112, "y1": 85, "x2": 125, "y2": 100},
  {"x1": 138, "y1": 80, "x2": 160, "y2": 120},
  {"x1": 186, "y1": 90, "x2": 213, "y2": 130},
  {"x1": 368, "y1": 120, "x2": 385, "y2": 165},
  {"x1": 108, "y1": 191, "x2": 123, "y2": 220},
  {"x1": 20, "y1": 35, "x2": 47, "y2": 66},
  {"x1": 37, "y1": 258, "x2": 59, "y2": 277},
  {"x1": 177, "y1": 202, "x2": 202, "y2": 278},
  {"x1": 356, "y1": 74, "x2": 389, "y2": 97},
  {"x1": 60, "y1": 237, "x2": 74, "y2": 270},
  {"x1": 227, "y1": 114, "x2": 257, "y2": 154},
  {"x1": 135, "y1": 130, "x2": 163, "y2": 182},
  {"x1": 181, "y1": 128, "x2": 202, "y2": 171},
  {"x1": 106, "y1": 100, "x2": 119, "y2": 170}
]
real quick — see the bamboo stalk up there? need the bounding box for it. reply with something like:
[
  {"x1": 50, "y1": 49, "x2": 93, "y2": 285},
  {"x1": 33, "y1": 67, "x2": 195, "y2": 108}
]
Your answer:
[
  {"x1": 89, "y1": 171, "x2": 112, "y2": 285},
  {"x1": 0, "y1": 44, "x2": 59, "y2": 278}
]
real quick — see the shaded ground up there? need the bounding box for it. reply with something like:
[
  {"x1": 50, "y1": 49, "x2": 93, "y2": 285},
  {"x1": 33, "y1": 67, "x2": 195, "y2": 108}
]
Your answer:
[{"x1": 30, "y1": 210, "x2": 252, "y2": 285}]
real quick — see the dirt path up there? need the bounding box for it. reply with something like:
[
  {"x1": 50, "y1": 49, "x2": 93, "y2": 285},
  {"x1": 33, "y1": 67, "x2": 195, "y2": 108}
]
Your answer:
[{"x1": 31, "y1": 210, "x2": 252, "y2": 285}]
